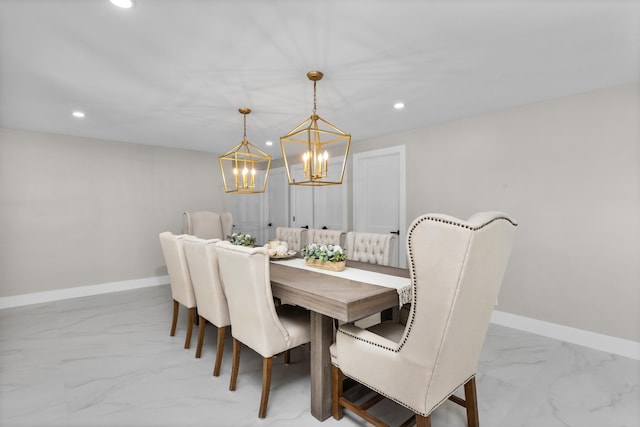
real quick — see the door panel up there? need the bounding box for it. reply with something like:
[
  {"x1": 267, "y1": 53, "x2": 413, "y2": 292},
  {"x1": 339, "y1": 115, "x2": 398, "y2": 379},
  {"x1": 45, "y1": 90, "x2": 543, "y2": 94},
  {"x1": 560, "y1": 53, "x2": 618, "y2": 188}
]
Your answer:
[
  {"x1": 313, "y1": 185, "x2": 344, "y2": 230},
  {"x1": 353, "y1": 146, "x2": 406, "y2": 267},
  {"x1": 289, "y1": 164, "x2": 314, "y2": 230},
  {"x1": 266, "y1": 167, "x2": 288, "y2": 241},
  {"x1": 231, "y1": 193, "x2": 265, "y2": 244},
  {"x1": 313, "y1": 158, "x2": 348, "y2": 230}
]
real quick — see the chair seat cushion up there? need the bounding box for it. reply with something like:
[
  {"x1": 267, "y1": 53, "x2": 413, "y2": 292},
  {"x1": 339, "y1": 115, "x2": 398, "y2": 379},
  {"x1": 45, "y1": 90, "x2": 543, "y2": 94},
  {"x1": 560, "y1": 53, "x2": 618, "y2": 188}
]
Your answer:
[
  {"x1": 366, "y1": 321, "x2": 405, "y2": 343},
  {"x1": 276, "y1": 305, "x2": 311, "y2": 349}
]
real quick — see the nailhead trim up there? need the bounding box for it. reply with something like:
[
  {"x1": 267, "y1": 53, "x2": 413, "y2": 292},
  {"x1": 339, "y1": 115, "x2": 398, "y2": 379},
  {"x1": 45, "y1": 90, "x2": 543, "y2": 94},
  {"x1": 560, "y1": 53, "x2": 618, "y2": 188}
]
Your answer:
[
  {"x1": 339, "y1": 371, "x2": 476, "y2": 417},
  {"x1": 339, "y1": 214, "x2": 517, "y2": 353}
]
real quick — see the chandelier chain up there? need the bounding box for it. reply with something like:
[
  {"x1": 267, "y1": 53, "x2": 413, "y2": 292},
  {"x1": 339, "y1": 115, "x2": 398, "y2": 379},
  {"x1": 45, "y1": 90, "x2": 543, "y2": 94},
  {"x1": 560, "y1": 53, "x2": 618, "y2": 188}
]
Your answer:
[
  {"x1": 313, "y1": 80, "x2": 317, "y2": 116},
  {"x1": 243, "y1": 113, "x2": 247, "y2": 141}
]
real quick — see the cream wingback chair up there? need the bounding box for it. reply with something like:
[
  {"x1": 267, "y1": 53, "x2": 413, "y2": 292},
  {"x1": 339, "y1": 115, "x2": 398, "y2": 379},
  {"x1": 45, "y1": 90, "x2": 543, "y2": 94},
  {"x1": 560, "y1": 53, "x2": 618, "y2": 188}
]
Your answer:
[
  {"x1": 307, "y1": 228, "x2": 346, "y2": 247},
  {"x1": 275, "y1": 227, "x2": 308, "y2": 251},
  {"x1": 331, "y1": 212, "x2": 517, "y2": 427},
  {"x1": 345, "y1": 231, "x2": 395, "y2": 266},
  {"x1": 183, "y1": 211, "x2": 233, "y2": 239},
  {"x1": 159, "y1": 232, "x2": 197, "y2": 349},
  {"x1": 182, "y1": 236, "x2": 230, "y2": 376},
  {"x1": 214, "y1": 242, "x2": 311, "y2": 418}
]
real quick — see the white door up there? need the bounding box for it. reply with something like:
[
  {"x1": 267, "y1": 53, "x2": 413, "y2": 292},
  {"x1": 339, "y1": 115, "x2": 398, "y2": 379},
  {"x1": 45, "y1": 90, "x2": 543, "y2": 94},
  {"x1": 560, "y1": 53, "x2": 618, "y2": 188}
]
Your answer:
[
  {"x1": 353, "y1": 145, "x2": 406, "y2": 267},
  {"x1": 313, "y1": 158, "x2": 348, "y2": 230},
  {"x1": 231, "y1": 192, "x2": 266, "y2": 244},
  {"x1": 289, "y1": 164, "x2": 314, "y2": 230},
  {"x1": 266, "y1": 167, "x2": 289, "y2": 241}
]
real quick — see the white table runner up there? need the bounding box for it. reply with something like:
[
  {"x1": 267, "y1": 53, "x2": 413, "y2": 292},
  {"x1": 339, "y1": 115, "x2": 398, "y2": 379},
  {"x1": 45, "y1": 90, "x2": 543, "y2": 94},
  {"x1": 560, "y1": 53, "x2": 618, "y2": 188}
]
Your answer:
[{"x1": 271, "y1": 258, "x2": 412, "y2": 306}]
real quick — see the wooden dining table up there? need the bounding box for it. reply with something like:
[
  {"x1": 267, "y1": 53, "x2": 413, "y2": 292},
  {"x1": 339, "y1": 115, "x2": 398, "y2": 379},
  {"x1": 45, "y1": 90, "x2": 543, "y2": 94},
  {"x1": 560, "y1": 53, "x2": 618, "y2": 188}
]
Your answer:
[{"x1": 269, "y1": 259, "x2": 410, "y2": 421}]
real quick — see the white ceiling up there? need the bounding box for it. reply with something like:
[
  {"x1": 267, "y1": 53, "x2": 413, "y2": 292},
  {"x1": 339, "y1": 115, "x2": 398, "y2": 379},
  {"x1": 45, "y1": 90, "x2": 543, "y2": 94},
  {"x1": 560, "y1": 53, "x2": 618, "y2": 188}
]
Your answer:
[{"x1": 1, "y1": 0, "x2": 638, "y2": 158}]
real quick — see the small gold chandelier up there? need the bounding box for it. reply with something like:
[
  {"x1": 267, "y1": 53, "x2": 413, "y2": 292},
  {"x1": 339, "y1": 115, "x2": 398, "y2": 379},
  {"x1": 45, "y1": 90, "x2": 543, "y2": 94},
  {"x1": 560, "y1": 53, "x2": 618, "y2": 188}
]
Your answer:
[
  {"x1": 218, "y1": 108, "x2": 271, "y2": 194},
  {"x1": 280, "y1": 71, "x2": 351, "y2": 186}
]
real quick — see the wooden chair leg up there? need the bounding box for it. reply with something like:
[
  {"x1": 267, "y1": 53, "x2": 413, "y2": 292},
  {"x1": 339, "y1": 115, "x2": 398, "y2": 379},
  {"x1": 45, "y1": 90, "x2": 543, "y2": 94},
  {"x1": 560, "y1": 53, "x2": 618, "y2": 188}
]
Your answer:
[
  {"x1": 184, "y1": 307, "x2": 196, "y2": 349},
  {"x1": 464, "y1": 377, "x2": 479, "y2": 427},
  {"x1": 258, "y1": 357, "x2": 273, "y2": 418},
  {"x1": 170, "y1": 300, "x2": 179, "y2": 336},
  {"x1": 284, "y1": 349, "x2": 291, "y2": 365},
  {"x1": 195, "y1": 315, "x2": 206, "y2": 358},
  {"x1": 415, "y1": 414, "x2": 431, "y2": 427},
  {"x1": 213, "y1": 326, "x2": 226, "y2": 377},
  {"x1": 229, "y1": 338, "x2": 241, "y2": 391},
  {"x1": 332, "y1": 365, "x2": 344, "y2": 420}
]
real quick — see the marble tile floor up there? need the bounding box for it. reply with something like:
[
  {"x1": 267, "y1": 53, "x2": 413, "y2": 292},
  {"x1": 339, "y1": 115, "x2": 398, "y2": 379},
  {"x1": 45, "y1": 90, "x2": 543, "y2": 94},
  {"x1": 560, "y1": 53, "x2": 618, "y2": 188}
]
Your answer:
[{"x1": 1, "y1": 285, "x2": 638, "y2": 427}]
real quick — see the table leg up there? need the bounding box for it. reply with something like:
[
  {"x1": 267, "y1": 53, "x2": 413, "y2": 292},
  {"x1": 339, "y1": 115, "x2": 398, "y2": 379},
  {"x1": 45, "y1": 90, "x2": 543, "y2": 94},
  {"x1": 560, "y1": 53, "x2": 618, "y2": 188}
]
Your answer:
[{"x1": 310, "y1": 311, "x2": 333, "y2": 421}]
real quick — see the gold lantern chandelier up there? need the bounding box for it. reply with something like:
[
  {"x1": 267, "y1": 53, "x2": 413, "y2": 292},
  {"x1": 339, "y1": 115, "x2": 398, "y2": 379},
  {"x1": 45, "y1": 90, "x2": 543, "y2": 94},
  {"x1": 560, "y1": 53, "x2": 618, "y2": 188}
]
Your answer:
[
  {"x1": 280, "y1": 71, "x2": 351, "y2": 186},
  {"x1": 219, "y1": 108, "x2": 271, "y2": 194}
]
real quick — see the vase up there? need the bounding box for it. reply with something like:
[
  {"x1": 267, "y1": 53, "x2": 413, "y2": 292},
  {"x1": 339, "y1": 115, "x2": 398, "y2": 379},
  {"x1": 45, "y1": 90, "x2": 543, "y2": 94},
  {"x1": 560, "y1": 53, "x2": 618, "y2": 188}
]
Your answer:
[{"x1": 305, "y1": 258, "x2": 346, "y2": 272}]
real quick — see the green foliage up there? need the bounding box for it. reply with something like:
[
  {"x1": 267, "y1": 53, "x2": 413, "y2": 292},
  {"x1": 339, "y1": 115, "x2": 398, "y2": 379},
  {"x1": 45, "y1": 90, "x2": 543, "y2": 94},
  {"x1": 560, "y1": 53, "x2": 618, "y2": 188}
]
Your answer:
[
  {"x1": 227, "y1": 232, "x2": 256, "y2": 246},
  {"x1": 301, "y1": 243, "x2": 346, "y2": 262}
]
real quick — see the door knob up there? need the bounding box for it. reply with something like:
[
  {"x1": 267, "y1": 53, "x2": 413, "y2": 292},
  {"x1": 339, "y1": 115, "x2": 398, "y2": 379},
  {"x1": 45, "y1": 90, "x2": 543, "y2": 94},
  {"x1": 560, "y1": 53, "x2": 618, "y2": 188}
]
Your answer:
[{"x1": 390, "y1": 230, "x2": 400, "y2": 235}]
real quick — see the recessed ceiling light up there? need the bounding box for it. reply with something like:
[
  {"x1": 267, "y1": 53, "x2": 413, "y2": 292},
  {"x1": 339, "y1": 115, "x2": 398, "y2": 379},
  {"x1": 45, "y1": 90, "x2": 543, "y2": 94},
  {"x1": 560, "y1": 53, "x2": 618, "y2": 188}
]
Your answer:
[
  {"x1": 265, "y1": 140, "x2": 273, "y2": 147},
  {"x1": 110, "y1": 0, "x2": 133, "y2": 8},
  {"x1": 393, "y1": 102, "x2": 405, "y2": 110},
  {"x1": 72, "y1": 111, "x2": 85, "y2": 118}
]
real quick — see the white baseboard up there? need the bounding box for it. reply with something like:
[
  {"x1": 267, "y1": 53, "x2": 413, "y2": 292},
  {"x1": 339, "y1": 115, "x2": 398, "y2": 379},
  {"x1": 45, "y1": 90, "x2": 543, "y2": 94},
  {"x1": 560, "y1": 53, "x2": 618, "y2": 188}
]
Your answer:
[
  {"x1": 0, "y1": 276, "x2": 169, "y2": 309},
  {"x1": 1, "y1": 281, "x2": 637, "y2": 360},
  {"x1": 491, "y1": 310, "x2": 640, "y2": 361}
]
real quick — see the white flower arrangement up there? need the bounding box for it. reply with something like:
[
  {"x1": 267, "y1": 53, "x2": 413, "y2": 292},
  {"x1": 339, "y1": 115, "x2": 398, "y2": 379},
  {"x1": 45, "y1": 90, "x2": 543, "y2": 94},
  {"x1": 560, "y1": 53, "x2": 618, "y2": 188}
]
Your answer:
[
  {"x1": 301, "y1": 243, "x2": 346, "y2": 262},
  {"x1": 227, "y1": 232, "x2": 256, "y2": 247}
]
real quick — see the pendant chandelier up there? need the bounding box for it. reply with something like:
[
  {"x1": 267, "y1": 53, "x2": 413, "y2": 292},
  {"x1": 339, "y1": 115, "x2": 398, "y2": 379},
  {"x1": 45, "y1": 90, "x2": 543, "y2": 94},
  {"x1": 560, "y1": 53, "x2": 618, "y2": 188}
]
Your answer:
[
  {"x1": 218, "y1": 108, "x2": 271, "y2": 194},
  {"x1": 280, "y1": 71, "x2": 351, "y2": 186}
]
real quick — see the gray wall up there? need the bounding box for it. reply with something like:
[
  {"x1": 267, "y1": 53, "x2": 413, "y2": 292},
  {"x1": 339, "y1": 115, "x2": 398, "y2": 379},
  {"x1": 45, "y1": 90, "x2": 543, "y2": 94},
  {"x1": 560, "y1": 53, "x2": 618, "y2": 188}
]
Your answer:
[
  {"x1": 1, "y1": 83, "x2": 638, "y2": 342},
  {"x1": 352, "y1": 83, "x2": 640, "y2": 342},
  {"x1": 0, "y1": 130, "x2": 227, "y2": 296}
]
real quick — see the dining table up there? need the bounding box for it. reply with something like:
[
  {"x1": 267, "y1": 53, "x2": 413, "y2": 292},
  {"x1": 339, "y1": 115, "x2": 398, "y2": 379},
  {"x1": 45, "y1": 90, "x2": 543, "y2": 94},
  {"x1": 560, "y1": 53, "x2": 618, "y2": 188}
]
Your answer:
[{"x1": 269, "y1": 257, "x2": 411, "y2": 421}]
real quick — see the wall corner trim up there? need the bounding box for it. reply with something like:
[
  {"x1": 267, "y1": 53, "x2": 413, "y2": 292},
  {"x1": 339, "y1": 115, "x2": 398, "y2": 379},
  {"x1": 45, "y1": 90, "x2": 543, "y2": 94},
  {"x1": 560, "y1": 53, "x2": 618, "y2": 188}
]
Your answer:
[
  {"x1": 491, "y1": 310, "x2": 640, "y2": 361},
  {"x1": 0, "y1": 276, "x2": 169, "y2": 310}
]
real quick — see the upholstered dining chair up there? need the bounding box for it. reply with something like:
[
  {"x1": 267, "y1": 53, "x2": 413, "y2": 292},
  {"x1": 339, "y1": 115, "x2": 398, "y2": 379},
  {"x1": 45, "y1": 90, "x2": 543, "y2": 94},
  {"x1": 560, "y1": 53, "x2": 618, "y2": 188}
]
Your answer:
[
  {"x1": 183, "y1": 211, "x2": 233, "y2": 239},
  {"x1": 307, "y1": 228, "x2": 346, "y2": 247},
  {"x1": 345, "y1": 231, "x2": 396, "y2": 266},
  {"x1": 344, "y1": 231, "x2": 397, "y2": 328},
  {"x1": 214, "y1": 242, "x2": 311, "y2": 418},
  {"x1": 331, "y1": 212, "x2": 517, "y2": 427},
  {"x1": 275, "y1": 227, "x2": 308, "y2": 251},
  {"x1": 182, "y1": 236, "x2": 230, "y2": 376},
  {"x1": 158, "y1": 232, "x2": 197, "y2": 349}
]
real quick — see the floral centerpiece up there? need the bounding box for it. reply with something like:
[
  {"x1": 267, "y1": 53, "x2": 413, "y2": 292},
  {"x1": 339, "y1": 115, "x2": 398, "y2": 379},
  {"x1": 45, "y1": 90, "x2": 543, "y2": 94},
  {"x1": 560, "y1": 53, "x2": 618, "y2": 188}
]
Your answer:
[
  {"x1": 227, "y1": 232, "x2": 256, "y2": 247},
  {"x1": 301, "y1": 243, "x2": 346, "y2": 272}
]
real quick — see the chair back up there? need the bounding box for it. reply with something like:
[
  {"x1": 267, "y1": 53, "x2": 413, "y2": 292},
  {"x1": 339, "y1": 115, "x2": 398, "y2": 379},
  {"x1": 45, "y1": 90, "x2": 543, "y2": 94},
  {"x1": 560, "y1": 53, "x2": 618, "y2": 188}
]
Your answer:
[
  {"x1": 214, "y1": 242, "x2": 291, "y2": 357},
  {"x1": 182, "y1": 236, "x2": 230, "y2": 328},
  {"x1": 345, "y1": 231, "x2": 395, "y2": 265},
  {"x1": 400, "y1": 212, "x2": 517, "y2": 413},
  {"x1": 275, "y1": 227, "x2": 308, "y2": 251},
  {"x1": 307, "y1": 229, "x2": 346, "y2": 247},
  {"x1": 159, "y1": 232, "x2": 196, "y2": 308},
  {"x1": 183, "y1": 211, "x2": 233, "y2": 239}
]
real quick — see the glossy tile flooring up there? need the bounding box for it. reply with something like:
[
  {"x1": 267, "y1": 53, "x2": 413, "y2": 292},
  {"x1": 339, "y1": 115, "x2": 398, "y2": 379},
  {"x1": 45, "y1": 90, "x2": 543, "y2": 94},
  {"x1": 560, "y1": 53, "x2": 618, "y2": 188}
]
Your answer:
[{"x1": 1, "y1": 285, "x2": 638, "y2": 427}]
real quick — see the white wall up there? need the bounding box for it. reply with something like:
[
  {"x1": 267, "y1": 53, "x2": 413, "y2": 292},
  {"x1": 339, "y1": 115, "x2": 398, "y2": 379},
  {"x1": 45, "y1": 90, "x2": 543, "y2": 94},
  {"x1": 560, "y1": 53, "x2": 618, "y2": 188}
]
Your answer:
[
  {"x1": 0, "y1": 129, "x2": 227, "y2": 297},
  {"x1": 2, "y1": 83, "x2": 638, "y2": 344},
  {"x1": 352, "y1": 83, "x2": 640, "y2": 342}
]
